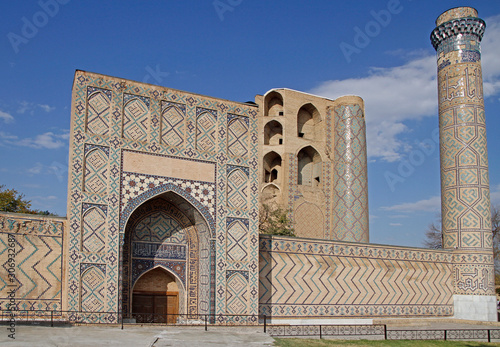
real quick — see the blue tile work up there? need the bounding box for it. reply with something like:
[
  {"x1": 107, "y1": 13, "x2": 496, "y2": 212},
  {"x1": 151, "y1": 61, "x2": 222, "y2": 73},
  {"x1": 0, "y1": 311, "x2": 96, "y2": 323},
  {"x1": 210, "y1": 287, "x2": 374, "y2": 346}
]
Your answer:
[
  {"x1": 259, "y1": 235, "x2": 454, "y2": 318},
  {"x1": 0, "y1": 214, "x2": 64, "y2": 311},
  {"x1": 332, "y1": 104, "x2": 369, "y2": 243},
  {"x1": 68, "y1": 71, "x2": 259, "y2": 320},
  {"x1": 432, "y1": 9, "x2": 494, "y2": 296}
]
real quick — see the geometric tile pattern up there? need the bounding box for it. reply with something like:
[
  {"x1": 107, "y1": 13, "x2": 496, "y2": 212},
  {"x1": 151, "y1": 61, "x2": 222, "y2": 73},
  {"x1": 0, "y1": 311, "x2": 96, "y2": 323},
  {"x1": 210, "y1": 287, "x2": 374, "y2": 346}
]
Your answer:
[
  {"x1": 226, "y1": 271, "x2": 248, "y2": 315},
  {"x1": 81, "y1": 266, "x2": 106, "y2": 312},
  {"x1": 121, "y1": 198, "x2": 201, "y2": 317},
  {"x1": 84, "y1": 146, "x2": 108, "y2": 194},
  {"x1": 68, "y1": 70, "x2": 260, "y2": 320},
  {"x1": 259, "y1": 235, "x2": 454, "y2": 317},
  {"x1": 0, "y1": 214, "x2": 63, "y2": 311},
  {"x1": 227, "y1": 114, "x2": 249, "y2": 158},
  {"x1": 120, "y1": 171, "x2": 216, "y2": 217},
  {"x1": 123, "y1": 95, "x2": 149, "y2": 142},
  {"x1": 332, "y1": 104, "x2": 369, "y2": 242},
  {"x1": 161, "y1": 101, "x2": 185, "y2": 147},
  {"x1": 81, "y1": 206, "x2": 107, "y2": 254},
  {"x1": 226, "y1": 218, "x2": 248, "y2": 264},
  {"x1": 196, "y1": 108, "x2": 217, "y2": 152},
  {"x1": 432, "y1": 10, "x2": 494, "y2": 295},
  {"x1": 86, "y1": 87, "x2": 111, "y2": 136},
  {"x1": 133, "y1": 211, "x2": 186, "y2": 244},
  {"x1": 227, "y1": 167, "x2": 248, "y2": 216}
]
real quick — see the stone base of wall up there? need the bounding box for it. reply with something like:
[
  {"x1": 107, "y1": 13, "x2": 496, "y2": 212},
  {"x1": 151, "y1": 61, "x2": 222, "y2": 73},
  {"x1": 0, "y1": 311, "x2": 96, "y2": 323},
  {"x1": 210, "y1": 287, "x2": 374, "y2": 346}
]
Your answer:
[
  {"x1": 265, "y1": 318, "x2": 373, "y2": 325},
  {"x1": 453, "y1": 295, "x2": 497, "y2": 322}
]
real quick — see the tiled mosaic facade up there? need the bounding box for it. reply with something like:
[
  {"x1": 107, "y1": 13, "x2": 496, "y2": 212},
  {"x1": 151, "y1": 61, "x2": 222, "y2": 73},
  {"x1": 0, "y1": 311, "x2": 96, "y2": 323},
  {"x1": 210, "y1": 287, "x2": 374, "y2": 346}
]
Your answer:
[
  {"x1": 259, "y1": 235, "x2": 454, "y2": 317},
  {"x1": 258, "y1": 89, "x2": 368, "y2": 242},
  {"x1": 0, "y1": 213, "x2": 64, "y2": 311},
  {"x1": 66, "y1": 71, "x2": 259, "y2": 319},
  {"x1": 1, "y1": 8, "x2": 495, "y2": 321},
  {"x1": 331, "y1": 98, "x2": 369, "y2": 243},
  {"x1": 431, "y1": 8, "x2": 494, "y2": 296}
]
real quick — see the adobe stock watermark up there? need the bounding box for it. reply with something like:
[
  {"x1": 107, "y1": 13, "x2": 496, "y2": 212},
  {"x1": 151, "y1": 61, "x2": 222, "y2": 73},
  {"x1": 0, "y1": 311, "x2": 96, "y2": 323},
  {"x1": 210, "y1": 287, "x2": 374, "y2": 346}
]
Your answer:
[
  {"x1": 213, "y1": 0, "x2": 243, "y2": 21},
  {"x1": 340, "y1": 0, "x2": 410, "y2": 63},
  {"x1": 7, "y1": 0, "x2": 71, "y2": 54},
  {"x1": 6, "y1": 233, "x2": 17, "y2": 340},
  {"x1": 49, "y1": 161, "x2": 68, "y2": 182},
  {"x1": 142, "y1": 65, "x2": 169, "y2": 84},
  {"x1": 384, "y1": 128, "x2": 439, "y2": 192}
]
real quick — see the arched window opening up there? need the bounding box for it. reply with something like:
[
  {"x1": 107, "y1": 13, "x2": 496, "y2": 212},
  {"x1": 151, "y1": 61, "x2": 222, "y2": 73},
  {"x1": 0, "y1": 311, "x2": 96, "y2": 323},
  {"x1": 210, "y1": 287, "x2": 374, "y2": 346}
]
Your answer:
[
  {"x1": 264, "y1": 120, "x2": 283, "y2": 146},
  {"x1": 264, "y1": 91, "x2": 284, "y2": 117},
  {"x1": 298, "y1": 146, "x2": 322, "y2": 187},
  {"x1": 263, "y1": 151, "x2": 282, "y2": 184},
  {"x1": 297, "y1": 104, "x2": 321, "y2": 140}
]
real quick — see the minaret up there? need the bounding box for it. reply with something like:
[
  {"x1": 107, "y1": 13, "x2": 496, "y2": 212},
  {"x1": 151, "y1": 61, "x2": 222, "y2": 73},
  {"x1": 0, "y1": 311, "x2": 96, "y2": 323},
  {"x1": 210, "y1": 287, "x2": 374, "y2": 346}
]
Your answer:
[
  {"x1": 331, "y1": 96, "x2": 369, "y2": 243},
  {"x1": 431, "y1": 7, "x2": 496, "y2": 321}
]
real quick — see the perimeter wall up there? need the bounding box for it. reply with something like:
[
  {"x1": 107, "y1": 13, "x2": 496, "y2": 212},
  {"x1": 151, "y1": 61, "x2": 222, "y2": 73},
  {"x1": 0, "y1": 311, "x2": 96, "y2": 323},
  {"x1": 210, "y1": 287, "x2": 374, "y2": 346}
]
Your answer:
[{"x1": 259, "y1": 235, "x2": 455, "y2": 318}]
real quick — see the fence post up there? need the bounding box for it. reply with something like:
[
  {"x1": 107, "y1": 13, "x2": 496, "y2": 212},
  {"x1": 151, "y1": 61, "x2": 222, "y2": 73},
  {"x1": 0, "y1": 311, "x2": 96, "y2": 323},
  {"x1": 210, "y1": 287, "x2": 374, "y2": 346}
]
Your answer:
[
  {"x1": 205, "y1": 315, "x2": 208, "y2": 331},
  {"x1": 121, "y1": 312, "x2": 124, "y2": 330},
  {"x1": 488, "y1": 329, "x2": 491, "y2": 343},
  {"x1": 50, "y1": 311, "x2": 53, "y2": 327},
  {"x1": 384, "y1": 325, "x2": 387, "y2": 340},
  {"x1": 444, "y1": 330, "x2": 447, "y2": 341},
  {"x1": 264, "y1": 315, "x2": 267, "y2": 333},
  {"x1": 319, "y1": 325, "x2": 322, "y2": 339}
]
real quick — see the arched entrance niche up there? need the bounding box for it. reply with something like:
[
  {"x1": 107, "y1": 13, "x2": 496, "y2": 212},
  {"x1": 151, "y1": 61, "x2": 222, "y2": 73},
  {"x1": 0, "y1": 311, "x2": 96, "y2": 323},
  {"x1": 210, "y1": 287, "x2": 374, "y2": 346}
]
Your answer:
[
  {"x1": 132, "y1": 267, "x2": 180, "y2": 323},
  {"x1": 122, "y1": 193, "x2": 212, "y2": 321}
]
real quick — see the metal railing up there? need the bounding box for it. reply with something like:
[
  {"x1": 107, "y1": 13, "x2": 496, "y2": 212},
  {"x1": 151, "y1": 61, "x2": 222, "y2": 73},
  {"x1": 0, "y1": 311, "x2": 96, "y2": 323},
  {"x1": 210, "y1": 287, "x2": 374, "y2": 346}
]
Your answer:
[
  {"x1": 2, "y1": 310, "x2": 500, "y2": 342},
  {"x1": 267, "y1": 324, "x2": 386, "y2": 339}
]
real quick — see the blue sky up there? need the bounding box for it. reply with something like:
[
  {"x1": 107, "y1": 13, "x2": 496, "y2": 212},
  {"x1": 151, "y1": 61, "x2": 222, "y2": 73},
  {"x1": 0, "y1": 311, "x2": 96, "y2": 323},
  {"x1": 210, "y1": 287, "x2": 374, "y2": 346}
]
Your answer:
[{"x1": 0, "y1": 0, "x2": 499, "y2": 247}]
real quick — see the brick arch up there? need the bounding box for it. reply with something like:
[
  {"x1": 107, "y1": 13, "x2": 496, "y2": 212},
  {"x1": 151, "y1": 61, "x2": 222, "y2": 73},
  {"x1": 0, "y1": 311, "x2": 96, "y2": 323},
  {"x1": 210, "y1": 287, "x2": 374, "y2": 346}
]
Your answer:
[
  {"x1": 120, "y1": 183, "x2": 215, "y2": 238},
  {"x1": 121, "y1": 195, "x2": 213, "y2": 318}
]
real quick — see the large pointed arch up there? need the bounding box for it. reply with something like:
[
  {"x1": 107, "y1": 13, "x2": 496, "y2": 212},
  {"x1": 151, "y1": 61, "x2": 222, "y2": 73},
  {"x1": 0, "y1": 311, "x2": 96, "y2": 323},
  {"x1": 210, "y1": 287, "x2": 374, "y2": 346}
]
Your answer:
[
  {"x1": 121, "y1": 192, "x2": 213, "y2": 320},
  {"x1": 297, "y1": 103, "x2": 321, "y2": 140},
  {"x1": 297, "y1": 145, "x2": 322, "y2": 187}
]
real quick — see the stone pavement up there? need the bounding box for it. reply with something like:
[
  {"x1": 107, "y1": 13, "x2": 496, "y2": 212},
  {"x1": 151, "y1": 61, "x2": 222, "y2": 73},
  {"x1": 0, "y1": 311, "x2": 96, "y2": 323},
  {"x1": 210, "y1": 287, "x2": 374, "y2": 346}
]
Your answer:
[
  {"x1": 2, "y1": 321, "x2": 500, "y2": 346},
  {"x1": 0, "y1": 325, "x2": 275, "y2": 347}
]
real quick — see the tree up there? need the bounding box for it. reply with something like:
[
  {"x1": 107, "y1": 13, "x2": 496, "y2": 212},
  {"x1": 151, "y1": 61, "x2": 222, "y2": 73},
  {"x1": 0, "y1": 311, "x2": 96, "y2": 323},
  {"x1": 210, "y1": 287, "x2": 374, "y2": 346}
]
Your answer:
[
  {"x1": 0, "y1": 184, "x2": 55, "y2": 215},
  {"x1": 259, "y1": 204, "x2": 295, "y2": 237},
  {"x1": 424, "y1": 205, "x2": 500, "y2": 283},
  {"x1": 423, "y1": 219, "x2": 443, "y2": 249}
]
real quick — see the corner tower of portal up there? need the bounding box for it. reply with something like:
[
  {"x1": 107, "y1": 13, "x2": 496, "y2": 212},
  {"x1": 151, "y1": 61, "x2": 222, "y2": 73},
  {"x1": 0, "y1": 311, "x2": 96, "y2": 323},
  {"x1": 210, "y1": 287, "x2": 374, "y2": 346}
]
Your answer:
[{"x1": 431, "y1": 7, "x2": 496, "y2": 321}]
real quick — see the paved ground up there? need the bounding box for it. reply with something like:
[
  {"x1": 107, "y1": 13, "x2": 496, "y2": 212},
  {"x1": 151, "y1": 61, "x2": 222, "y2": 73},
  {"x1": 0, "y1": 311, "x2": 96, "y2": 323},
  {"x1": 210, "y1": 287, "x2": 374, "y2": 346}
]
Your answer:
[
  {"x1": 0, "y1": 325, "x2": 275, "y2": 346},
  {"x1": 1, "y1": 321, "x2": 500, "y2": 346}
]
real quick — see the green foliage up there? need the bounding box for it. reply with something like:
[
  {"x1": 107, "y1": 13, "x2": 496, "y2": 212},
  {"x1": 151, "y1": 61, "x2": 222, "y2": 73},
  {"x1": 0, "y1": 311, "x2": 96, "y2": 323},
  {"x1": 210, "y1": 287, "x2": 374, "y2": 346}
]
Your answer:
[
  {"x1": 0, "y1": 184, "x2": 33, "y2": 213},
  {"x1": 259, "y1": 204, "x2": 295, "y2": 237},
  {"x1": 0, "y1": 184, "x2": 55, "y2": 215}
]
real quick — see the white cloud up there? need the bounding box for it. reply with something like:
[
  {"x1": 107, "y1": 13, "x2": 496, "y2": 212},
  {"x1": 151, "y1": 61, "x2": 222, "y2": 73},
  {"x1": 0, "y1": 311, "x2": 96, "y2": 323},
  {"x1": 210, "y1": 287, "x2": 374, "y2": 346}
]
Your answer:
[
  {"x1": 389, "y1": 215, "x2": 409, "y2": 219},
  {"x1": 0, "y1": 131, "x2": 68, "y2": 149},
  {"x1": 482, "y1": 15, "x2": 500, "y2": 97},
  {"x1": 38, "y1": 104, "x2": 55, "y2": 113},
  {"x1": 17, "y1": 101, "x2": 55, "y2": 115},
  {"x1": 309, "y1": 15, "x2": 500, "y2": 162},
  {"x1": 310, "y1": 55, "x2": 436, "y2": 162},
  {"x1": 389, "y1": 223, "x2": 402, "y2": 227},
  {"x1": 381, "y1": 196, "x2": 441, "y2": 213},
  {"x1": 0, "y1": 110, "x2": 14, "y2": 123},
  {"x1": 26, "y1": 162, "x2": 44, "y2": 175},
  {"x1": 491, "y1": 184, "x2": 500, "y2": 206},
  {"x1": 16, "y1": 132, "x2": 65, "y2": 149},
  {"x1": 0, "y1": 131, "x2": 18, "y2": 140}
]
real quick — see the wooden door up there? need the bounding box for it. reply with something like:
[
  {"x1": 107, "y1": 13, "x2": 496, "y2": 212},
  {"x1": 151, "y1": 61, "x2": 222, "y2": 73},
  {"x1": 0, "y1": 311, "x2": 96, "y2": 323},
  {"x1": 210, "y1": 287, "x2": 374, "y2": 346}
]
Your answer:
[
  {"x1": 132, "y1": 294, "x2": 154, "y2": 322},
  {"x1": 132, "y1": 293, "x2": 178, "y2": 323},
  {"x1": 166, "y1": 293, "x2": 178, "y2": 323}
]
